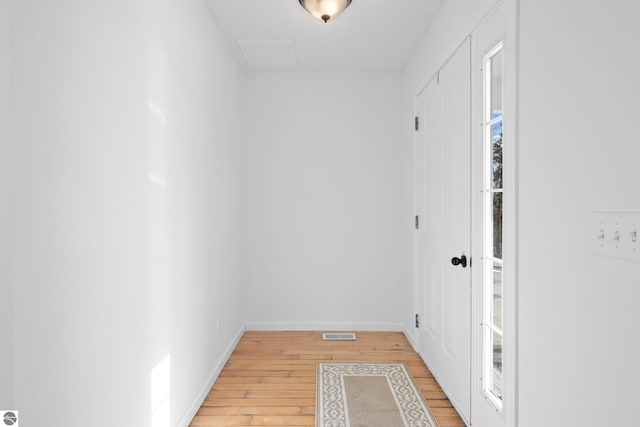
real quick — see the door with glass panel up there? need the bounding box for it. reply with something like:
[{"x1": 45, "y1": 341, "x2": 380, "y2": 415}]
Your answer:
[
  {"x1": 415, "y1": 37, "x2": 472, "y2": 424},
  {"x1": 473, "y1": 1, "x2": 516, "y2": 426}
]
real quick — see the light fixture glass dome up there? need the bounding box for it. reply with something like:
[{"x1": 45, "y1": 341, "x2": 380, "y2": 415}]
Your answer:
[{"x1": 299, "y1": 0, "x2": 353, "y2": 23}]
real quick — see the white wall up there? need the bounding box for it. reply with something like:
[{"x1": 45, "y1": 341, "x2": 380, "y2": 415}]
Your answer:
[
  {"x1": 165, "y1": 1, "x2": 246, "y2": 424},
  {"x1": 518, "y1": 1, "x2": 640, "y2": 425},
  {"x1": 0, "y1": 0, "x2": 14, "y2": 409},
  {"x1": 10, "y1": 0, "x2": 244, "y2": 426},
  {"x1": 244, "y1": 71, "x2": 407, "y2": 330}
]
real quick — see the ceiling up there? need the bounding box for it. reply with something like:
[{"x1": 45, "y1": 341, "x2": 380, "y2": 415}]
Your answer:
[{"x1": 205, "y1": 0, "x2": 444, "y2": 71}]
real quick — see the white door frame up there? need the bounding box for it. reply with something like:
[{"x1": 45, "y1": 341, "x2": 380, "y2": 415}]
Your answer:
[{"x1": 471, "y1": 0, "x2": 518, "y2": 426}]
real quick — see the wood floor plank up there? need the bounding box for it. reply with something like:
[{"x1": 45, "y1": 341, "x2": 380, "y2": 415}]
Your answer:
[
  {"x1": 214, "y1": 383, "x2": 315, "y2": 391},
  {"x1": 189, "y1": 331, "x2": 466, "y2": 427},
  {"x1": 245, "y1": 391, "x2": 316, "y2": 399},
  {"x1": 190, "y1": 415, "x2": 252, "y2": 426},
  {"x1": 207, "y1": 390, "x2": 249, "y2": 399},
  {"x1": 259, "y1": 377, "x2": 315, "y2": 384},
  {"x1": 200, "y1": 398, "x2": 316, "y2": 408},
  {"x1": 197, "y1": 406, "x2": 303, "y2": 416},
  {"x1": 249, "y1": 415, "x2": 315, "y2": 426},
  {"x1": 218, "y1": 370, "x2": 291, "y2": 377}
]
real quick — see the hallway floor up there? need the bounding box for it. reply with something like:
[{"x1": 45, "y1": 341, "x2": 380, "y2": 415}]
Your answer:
[{"x1": 189, "y1": 331, "x2": 465, "y2": 426}]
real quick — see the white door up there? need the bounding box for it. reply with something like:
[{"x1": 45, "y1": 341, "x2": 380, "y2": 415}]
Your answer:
[{"x1": 415, "y1": 38, "x2": 472, "y2": 424}]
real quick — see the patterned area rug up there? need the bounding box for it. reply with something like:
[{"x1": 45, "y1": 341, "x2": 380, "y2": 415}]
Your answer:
[{"x1": 317, "y1": 363, "x2": 439, "y2": 427}]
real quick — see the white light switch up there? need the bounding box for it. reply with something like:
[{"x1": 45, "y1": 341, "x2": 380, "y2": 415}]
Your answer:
[{"x1": 593, "y1": 211, "x2": 640, "y2": 262}]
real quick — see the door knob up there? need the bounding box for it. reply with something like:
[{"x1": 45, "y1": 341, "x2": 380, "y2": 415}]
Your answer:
[{"x1": 451, "y1": 255, "x2": 468, "y2": 268}]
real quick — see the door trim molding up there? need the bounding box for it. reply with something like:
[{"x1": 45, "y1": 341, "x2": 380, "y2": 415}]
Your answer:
[{"x1": 470, "y1": 0, "x2": 519, "y2": 426}]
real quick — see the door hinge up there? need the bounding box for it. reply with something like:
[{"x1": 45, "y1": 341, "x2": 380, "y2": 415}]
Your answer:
[
  {"x1": 415, "y1": 215, "x2": 419, "y2": 230},
  {"x1": 414, "y1": 116, "x2": 419, "y2": 131},
  {"x1": 415, "y1": 314, "x2": 420, "y2": 328}
]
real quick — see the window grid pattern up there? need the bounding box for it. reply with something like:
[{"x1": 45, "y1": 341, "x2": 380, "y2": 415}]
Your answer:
[{"x1": 482, "y1": 42, "x2": 504, "y2": 410}]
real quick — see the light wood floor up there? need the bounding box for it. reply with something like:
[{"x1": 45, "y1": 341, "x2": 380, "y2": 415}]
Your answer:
[{"x1": 189, "y1": 331, "x2": 465, "y2": 427}]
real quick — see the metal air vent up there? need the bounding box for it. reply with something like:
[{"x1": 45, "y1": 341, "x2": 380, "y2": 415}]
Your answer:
[{"x1": 322, "y1": 333, "x2": 356, "y2": 341}]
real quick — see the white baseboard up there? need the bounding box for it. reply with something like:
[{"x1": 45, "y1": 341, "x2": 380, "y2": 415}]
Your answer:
[
  {"x1": 403, "y1": 326, "x2": 418, "y2": 350},
  {"x1": 177, "y1": 324, "x2": 246, "y2": 427},
  {"x1": 245, "y1": 321, "x2": 404, "y2": 332}
]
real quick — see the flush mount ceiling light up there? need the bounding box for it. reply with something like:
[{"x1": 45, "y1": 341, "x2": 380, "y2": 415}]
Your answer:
[{"x1": 299, "y1": 0, "x2": 353, "y2": 23}]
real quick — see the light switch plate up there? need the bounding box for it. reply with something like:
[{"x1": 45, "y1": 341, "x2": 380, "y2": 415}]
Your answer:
[{"x1": 593, "y1": 211, "x2": 640, "y2": 262}]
